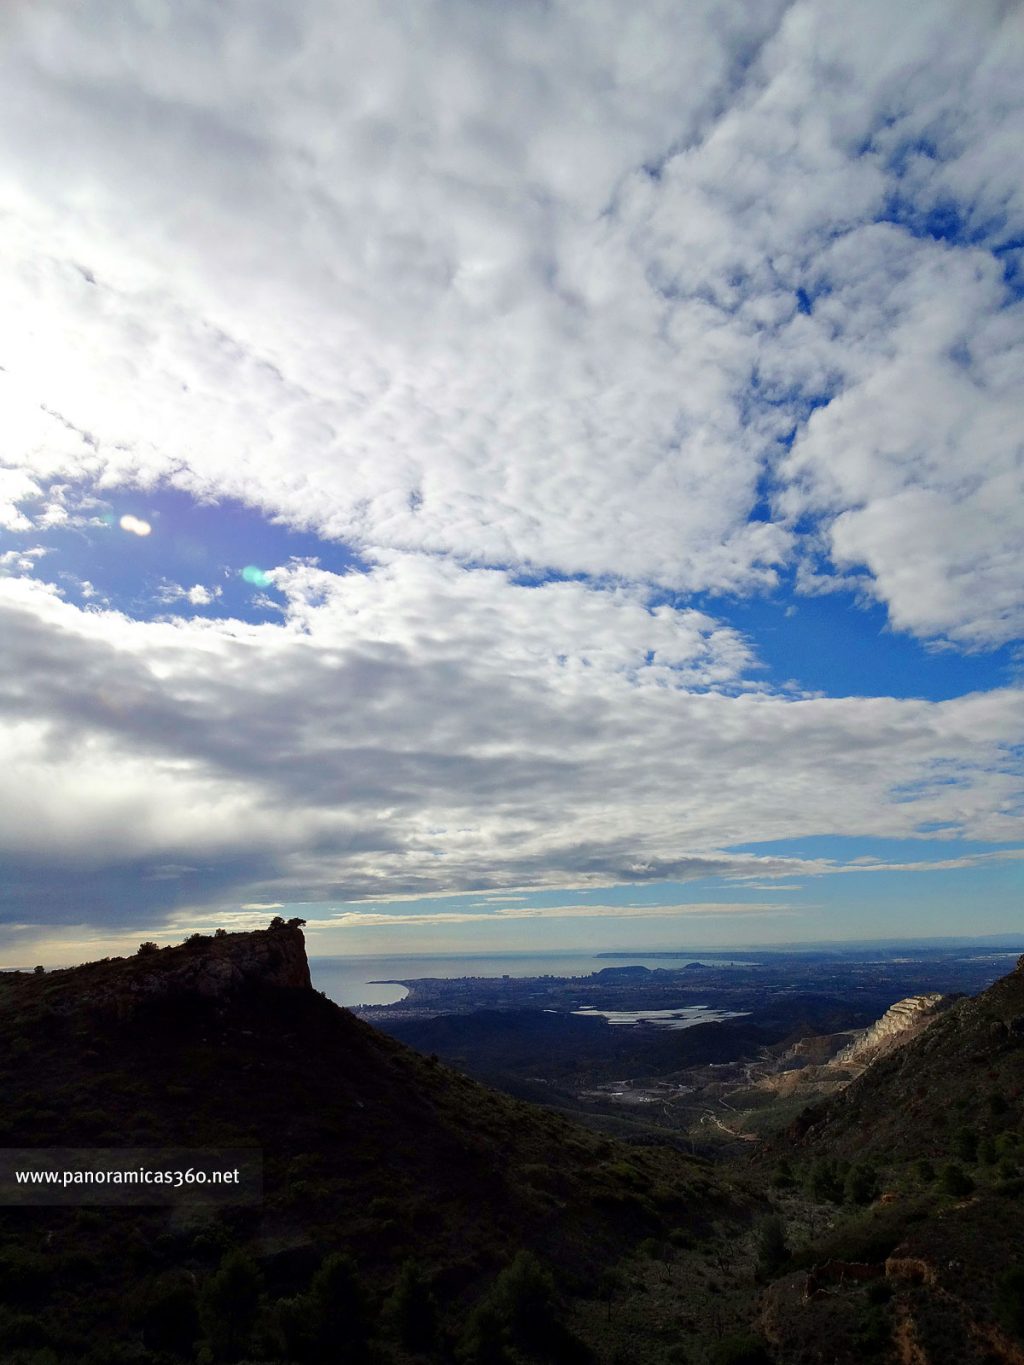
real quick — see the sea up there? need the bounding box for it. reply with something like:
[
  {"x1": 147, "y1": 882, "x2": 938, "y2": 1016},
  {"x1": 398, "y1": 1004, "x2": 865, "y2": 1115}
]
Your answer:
[{"x1": 309, "y1": 951, "x2": 745, "y2": 1008}]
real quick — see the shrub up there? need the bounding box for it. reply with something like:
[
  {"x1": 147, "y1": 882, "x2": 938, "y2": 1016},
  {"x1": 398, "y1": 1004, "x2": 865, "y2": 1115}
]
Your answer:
[
  {"x1": 708, "y1": 1333, "x2": 772, "y2": 1365},
  {"x1": 913, "y1": 1158, "x2": 935, "y2": 1185},
  {"x1": 995, "y1": 1131, "x2": 1023, "y2": 1164},
  {"x1": 0, "y1": 1308, "x2": 52, "y2": 1350},
  {"x1": 809, "y1": 1156, "x2": 846, "y2": 1203},
  {"x1": 306, "y1": 1253, "x2": 369, "y2": 1358},
  {"x1": 853, "y1": 1302, "x2": 891, "y2": 1356},
  {"x1": 0, "y1": 1249, "x2": 52, "y2": 1307},
  {"x1": 952, "y1": 1126, "x2": 979, "y2": 1164},
  {"x1": 939, "y1": 1163, "x2": 975, "y2": 1197},
  {"x1": 137, "y1": 942, "x2": 159, "y2": 956},
  {"x1": 995, "y1": 1266, "x2": 1024, "y2": 1341},
  {"x1": 845, "y1": 1162, "x2": 880, "y2": 1206},
  {"x1": 755, "y1": 1214, "x2": 789, "y2": 1281},
  {"x1": 198, "y1": 1249, "x2": 262, "y2": 1361},
  {"x1": 136, "y1": 1273, "x2": 199, "y2": 1356},
  {"x1": 459, "y1": 1251, "x2": 589, "y2": 1364},
  {"x1": 384, "y1": 1261, "x2": 438, "y2": 1352}
]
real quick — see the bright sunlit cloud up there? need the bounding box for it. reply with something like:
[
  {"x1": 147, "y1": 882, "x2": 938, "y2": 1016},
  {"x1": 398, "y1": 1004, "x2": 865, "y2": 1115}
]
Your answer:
[{"x1": 0, "y1": 0, "x2": 1021, "y2": 956}]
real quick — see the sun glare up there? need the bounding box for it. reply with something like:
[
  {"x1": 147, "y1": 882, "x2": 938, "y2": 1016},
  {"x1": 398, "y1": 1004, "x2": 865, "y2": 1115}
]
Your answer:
[{"x1": 119, "y1": 514, "x2": 152, "y2": 537}]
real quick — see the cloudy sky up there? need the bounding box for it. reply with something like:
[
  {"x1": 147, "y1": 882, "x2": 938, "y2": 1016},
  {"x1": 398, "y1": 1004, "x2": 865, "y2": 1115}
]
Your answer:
[{"x1": 1, "y1": 0, "x2": 1022, "y2": 964}]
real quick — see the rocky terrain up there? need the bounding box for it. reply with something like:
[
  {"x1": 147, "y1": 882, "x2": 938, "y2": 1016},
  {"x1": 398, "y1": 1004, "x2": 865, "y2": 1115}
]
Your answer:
[
  {"x1": 731, "y1": 992, "x2": 956, "y2": 1111},
  {"x1": 0, "y1": 930, "x2": 1021, "y2": 1363},
  {"x1": 0, "y1": 923, "x2": 755, "y2": 1364},
  {"x1": 752, "y1": 954, "x2": 1024, "y2": 1364}
]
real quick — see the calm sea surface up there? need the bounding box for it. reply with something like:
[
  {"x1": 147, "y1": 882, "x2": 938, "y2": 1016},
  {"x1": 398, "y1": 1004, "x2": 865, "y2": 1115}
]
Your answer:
[{"x1": 309, "y1": 952, "x2": 744, "y2": 1008}]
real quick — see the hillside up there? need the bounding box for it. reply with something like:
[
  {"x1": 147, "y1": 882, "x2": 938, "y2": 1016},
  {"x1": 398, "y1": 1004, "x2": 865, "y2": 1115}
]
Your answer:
[
  {"x1": 789, "y1": 954, "x2": 1024, "y2": 1164},
  {"x1": 751, "y1": 956, "x2": 1024, "y2": 1364},
  {"x1": 0, "y1": 924, "x2": 752, "y2": 1365}
]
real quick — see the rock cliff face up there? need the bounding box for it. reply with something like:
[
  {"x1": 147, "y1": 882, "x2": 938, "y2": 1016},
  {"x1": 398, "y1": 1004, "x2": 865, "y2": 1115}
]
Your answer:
[
  {"x1": 833, "y1": 993, "x2": 949, "y2": 1069},
  {"x1": 128, "y1": 924, "x2": 313, "y2": 999},
  {"x1": 36, "y1": 923, "x2": 313, "y2": 1020}
]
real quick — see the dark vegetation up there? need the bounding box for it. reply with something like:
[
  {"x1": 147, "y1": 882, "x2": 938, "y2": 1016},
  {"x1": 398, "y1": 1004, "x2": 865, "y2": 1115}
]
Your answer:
[
  {"x1": 0, "y1": 925, "x2": 753, "y2": 1364},
  {"x1": 1, "y1": 931, "x2": 1022, "y2": 1363},
  {"x1": 748, "y1": 952, "x2": 1024, "y2": 1362}
]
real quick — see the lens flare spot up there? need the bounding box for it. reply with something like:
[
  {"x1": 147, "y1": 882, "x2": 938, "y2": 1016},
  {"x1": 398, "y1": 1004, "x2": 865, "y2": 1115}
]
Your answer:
[
  {"x1": 119, "y1": 514, "x2": 152, "y2": 536},
  {"x1": 241, "y1": 565, "x2": 273, "y2": 587}
]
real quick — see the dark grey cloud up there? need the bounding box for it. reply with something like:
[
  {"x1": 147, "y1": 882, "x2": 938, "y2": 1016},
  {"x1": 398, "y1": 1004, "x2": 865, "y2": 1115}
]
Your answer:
[{"x1": 0, "y1": 567, "x2": 1020, "y2": 932}]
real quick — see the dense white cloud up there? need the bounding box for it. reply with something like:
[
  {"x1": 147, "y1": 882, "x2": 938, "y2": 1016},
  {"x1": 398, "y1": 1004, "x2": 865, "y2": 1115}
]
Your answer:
[
  {"x1": 0, "y1": 2, "x2": 1022, "y2": 936},
  {"x1": 0, "y1": 0, "x2": 1020, "y2": 639}
]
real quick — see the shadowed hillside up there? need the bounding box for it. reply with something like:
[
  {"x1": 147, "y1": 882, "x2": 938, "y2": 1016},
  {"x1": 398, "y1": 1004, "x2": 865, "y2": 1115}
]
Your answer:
[
  {"x1": 749, "y1": 956, "x2": 1024, "y2": 1364},
  {"x1": 0, "y1": 924, "x2": 753, "y2": 1364}
]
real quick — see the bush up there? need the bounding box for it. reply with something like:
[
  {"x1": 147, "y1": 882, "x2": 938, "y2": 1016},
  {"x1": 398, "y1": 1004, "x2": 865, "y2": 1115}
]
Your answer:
[
  {"x1": 136, "y1": 1273, "x2": 199, "y2": 1356},
  {"x1": 459, "y1": 1251, "x2": 589, "y2": 1364},
  {"x1": 0, "y1": 1308, "x2": 52, "y2": 1351},
  {"x1": 845, "y1": 1162, "x2": 880, "y2": 1207},
  {"x1": 307, "y1": 1253, "x2": 369, "y2": 1359},
  {"x1": 952, "y1": 1126, "x2": 979, "y2": 1164},
  {"x1": 384, "y1": 1261, "x2": 438, "y2": 1352},
  {"x1": 995, "y1": 1132, "x2": 1023, "y2": 1165},
  {"x1": 939, "y1": 1163, "x2": 975, "y2": 1197},
  {"x1": 853, "y1": 1302, "x2": 891, "y2": 1356},
  {"x1": 913, "y1": 1158, "x2": 935, "y2": 1185},
  {"x1": 259, "y1": 1253, "x2": 369, "y2": 1364},
  {"x1": 755, "y1": 1214, "x2": 789, "y2": 1281},
  {"x1": 708, "y1": 1334, "x2": 773, "y2": 1365},
  {"x1": 808, "y1": 1157, "x2": 846, "y2": 1203},
  {"x1": 995, "y1": 1266, "x2": 1024, "y2": 1341},
  {"x1": 198, "y1": 1249, "x2": 262, "y2": 1361},
  {"x1": 0, "y1": 1249, "x2": 52, "y2": 1307},
  {"x1": 137, "y1": 942, "x2": 160, "y2": 956}
]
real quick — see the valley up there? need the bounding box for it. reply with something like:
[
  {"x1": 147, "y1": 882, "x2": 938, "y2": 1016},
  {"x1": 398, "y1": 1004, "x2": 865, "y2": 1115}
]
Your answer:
[{"x1": 0, "y1": 925, "x2": 1021, "y2": 1364}]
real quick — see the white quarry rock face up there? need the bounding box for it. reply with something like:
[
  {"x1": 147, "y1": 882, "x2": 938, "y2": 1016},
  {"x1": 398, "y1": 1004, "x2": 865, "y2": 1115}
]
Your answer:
[{"x1": 834, "y1": 994, "x2": 948, "y2": 1068}]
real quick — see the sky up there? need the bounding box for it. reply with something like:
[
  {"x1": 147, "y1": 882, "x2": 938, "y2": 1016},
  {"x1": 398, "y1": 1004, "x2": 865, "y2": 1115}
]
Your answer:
[{"x1": 0, "y1": 0, "x2": 1022, "y2": 966}]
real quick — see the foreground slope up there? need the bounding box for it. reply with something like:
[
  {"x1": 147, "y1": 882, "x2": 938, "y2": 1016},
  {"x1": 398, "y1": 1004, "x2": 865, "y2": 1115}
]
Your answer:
[
  {"x1": 790, "y1": 953, "x2": 1024, "y2": 1163},
  {"x1": 755, "y1": 956, "x2": 1024, "y2": 1365},
  {"x1": 0, "y1": 925, "x2": 746, "y2": 1364}
]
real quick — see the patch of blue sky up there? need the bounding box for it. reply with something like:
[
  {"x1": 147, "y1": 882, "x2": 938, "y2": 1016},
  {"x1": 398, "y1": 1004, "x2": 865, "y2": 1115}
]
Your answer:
[
  {"x1": 695, "y1": 581, "x2": 1017, "y2": 701},
  {"x1": 263, "y1": 827, "x2": 1022, "y2": 948},
  {"x1": 2, "y1": 483, "x2": 367, "y2": 623},
  {"x1": 274, "y1": 842, "x2": 1023, "y2": 946},
  {"x1": 726, "y1": 834, "x2": 1022, "y2": 863}
]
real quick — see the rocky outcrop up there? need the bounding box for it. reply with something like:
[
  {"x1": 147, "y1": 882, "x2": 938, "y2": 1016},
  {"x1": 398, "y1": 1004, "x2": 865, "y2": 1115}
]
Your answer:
[
  {"x1": 752, "y1": 996, "x2": 952, "y2": 1110},
  {"x1": 832, "y1": 994, "x2": 950, "y2": 1069},
  {"x1": 45, "y1": 923, "x2": 313, "y2": 1020},
  {"x1": 127, "y1": 924, "x2": 313, "y2": 1000}
]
